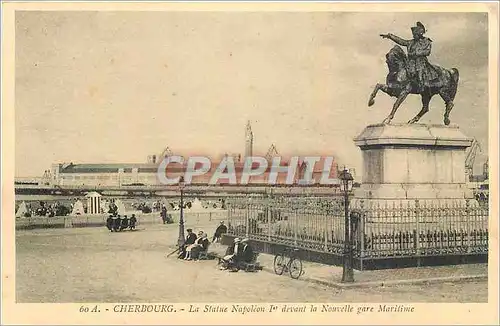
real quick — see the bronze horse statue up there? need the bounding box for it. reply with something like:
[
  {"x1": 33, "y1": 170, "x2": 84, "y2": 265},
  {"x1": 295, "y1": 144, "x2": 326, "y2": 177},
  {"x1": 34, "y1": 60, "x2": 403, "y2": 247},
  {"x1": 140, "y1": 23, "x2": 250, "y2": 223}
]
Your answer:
[{"x1": 368, "y1": 45, "x2": 459, "y2": 125}]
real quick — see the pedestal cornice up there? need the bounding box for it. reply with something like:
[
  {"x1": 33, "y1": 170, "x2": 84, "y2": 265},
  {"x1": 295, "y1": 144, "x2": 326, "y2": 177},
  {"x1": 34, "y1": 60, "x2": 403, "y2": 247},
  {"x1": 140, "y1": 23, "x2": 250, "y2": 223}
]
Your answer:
[{"x1": 354, "y1": 123, "x2": 473, "y2": 148}]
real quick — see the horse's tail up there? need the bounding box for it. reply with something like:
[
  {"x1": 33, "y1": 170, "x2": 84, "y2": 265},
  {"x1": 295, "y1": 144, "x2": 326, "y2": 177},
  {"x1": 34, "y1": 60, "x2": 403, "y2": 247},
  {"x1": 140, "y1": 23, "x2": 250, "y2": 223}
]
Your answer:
[{"x1": 450, "y1": 68, "x2": 459, "y2": 100}]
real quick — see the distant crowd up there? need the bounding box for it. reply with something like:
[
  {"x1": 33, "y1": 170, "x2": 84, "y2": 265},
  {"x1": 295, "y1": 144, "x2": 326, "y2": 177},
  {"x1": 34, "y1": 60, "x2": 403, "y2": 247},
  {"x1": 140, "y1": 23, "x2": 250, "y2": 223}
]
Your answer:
[
  {"x1": 16, "y1": 201, "x2": 71, "y2": 218},
  {"x1": 475, "y1": 192, "x2": 489, "y2": 203}
]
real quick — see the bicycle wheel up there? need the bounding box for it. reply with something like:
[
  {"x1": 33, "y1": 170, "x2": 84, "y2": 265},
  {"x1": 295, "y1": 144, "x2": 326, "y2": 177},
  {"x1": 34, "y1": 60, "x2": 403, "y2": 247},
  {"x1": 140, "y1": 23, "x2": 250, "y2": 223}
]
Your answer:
[
  {"x1": 288, "y1": 258, "x2": 303, "y2": 279},
  {"x1": 273, "y1": 254, "x2": 286, "y2": 275}
]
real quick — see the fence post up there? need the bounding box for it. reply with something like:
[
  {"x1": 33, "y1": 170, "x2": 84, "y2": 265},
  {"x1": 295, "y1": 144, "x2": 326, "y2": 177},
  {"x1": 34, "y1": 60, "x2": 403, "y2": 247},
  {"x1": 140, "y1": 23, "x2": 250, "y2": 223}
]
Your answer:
[
  {"x1": 245, "y1": 205, "x2": 250, "y2": 238},
  {"x1": 227, "y1": 202, "x2": 232, "y2": 232},
  {"x1": 359, "y1": 200, "x2": 365, "y2": 271},
  {"x1": 323, "y1": 202, "x2": 328, "y2": 252},
  {"x1": 294, "y1": 207, "x2": 298, "y2": 247},
  {"x1": 415, "y1": 199, "x2": 421, "y2": 266},
  {"x1": 465, "y1": 199, "x2": 470, "y2": 253},
  {"x1": 267, "y1": 200, "x2": 272, "y2": 241}
]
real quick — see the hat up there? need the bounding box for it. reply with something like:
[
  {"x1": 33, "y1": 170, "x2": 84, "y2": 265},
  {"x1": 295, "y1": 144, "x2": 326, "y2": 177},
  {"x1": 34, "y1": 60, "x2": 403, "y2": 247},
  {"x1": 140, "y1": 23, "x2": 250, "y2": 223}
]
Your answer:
[
  {"x1": 412, "y1": 21, "x2": 426, "y2": 35},
  {"x1": 241, "y1": 238, "x2": 249, "y2": 243},
  {"x1": 234, "y1": 238, "x2": 241, "y2": 242},
  {"x1": 220, "y1": 221, "x2": 225, "y2": 224},
  {"x1": 187, "y1": 228, "x2": 193, "y2": 232}
]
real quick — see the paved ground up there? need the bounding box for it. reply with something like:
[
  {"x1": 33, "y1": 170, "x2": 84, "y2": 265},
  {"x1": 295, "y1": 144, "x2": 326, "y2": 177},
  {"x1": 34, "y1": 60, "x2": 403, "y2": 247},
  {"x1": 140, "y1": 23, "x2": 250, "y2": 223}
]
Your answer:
[{"x1": 16, "y1": 222, "x2": 488, "y2": 303}]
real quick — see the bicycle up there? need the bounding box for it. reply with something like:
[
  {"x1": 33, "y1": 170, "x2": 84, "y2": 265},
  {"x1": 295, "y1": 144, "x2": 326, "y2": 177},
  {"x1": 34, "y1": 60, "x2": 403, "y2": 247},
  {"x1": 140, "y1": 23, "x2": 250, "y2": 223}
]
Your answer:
[{"x1": 273, "y1": 247, "x2": 303, "y2": 279}]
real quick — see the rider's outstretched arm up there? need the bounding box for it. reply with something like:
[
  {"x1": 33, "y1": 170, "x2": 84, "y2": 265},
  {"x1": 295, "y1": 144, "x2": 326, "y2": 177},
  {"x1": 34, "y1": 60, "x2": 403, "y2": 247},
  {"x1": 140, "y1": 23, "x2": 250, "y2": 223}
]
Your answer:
[{"x1": 384, "y1": 33, "x2": 410, "y2": 46}]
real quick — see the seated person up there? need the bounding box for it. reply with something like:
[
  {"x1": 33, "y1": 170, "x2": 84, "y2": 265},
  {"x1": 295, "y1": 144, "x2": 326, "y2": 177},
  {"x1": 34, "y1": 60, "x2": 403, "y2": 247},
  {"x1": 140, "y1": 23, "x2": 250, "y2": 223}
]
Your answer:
[
  {"x1": 120, "y1": 215, "x2": 129, "y2": 231},
  {"x1": 129, "y1": 214, "x2": 137, "y2": 230},
  {"x1": 240, "y1": 238, "x2": 254, "y2": 264},
  {"x1": 190, "y1": 233, "x2": 210, "y2": 260},
  {"x1": 220, "y1": 237, "x2": 242, "y2": 270},
  {"x1": 178, "y1": 229, "x2": 197, "y2": 259},
  {"x1": 184, "y1": 231, "x2": 205, "y2": 261},
  {"x1": 106, "y1": 215, "x2": 113, "y2": 231},
  {"x1": 212, "y1": 221, "x2": 228, "y2": 243},
  {"x1": 112, "y1": 215, "x2": 121, "y2": 232}
]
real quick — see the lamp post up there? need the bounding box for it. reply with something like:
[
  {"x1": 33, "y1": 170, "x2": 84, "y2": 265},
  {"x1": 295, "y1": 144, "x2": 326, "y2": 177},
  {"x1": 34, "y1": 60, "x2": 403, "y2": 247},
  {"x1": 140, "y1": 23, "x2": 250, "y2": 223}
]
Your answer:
[
  {"x1": 177, "y1": 176, "x2": 186, "y2": 247},
  {"x1": 339, "y1": 168, "x2": 354, "y2": 283}
]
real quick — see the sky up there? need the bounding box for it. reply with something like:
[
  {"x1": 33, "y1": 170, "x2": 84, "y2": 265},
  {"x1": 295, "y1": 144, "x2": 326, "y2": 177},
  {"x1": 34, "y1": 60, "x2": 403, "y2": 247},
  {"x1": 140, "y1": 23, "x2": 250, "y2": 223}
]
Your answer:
[{"x1": 15, "y1": 11, "x2": 489, "y2": 177}]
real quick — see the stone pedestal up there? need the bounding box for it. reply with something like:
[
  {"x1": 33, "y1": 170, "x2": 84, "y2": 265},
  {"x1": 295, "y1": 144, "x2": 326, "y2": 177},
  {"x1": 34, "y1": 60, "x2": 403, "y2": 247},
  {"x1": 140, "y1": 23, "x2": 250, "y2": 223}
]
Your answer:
[{"x1": 352, "y1": 123, "x2": 474, "y2": 207}]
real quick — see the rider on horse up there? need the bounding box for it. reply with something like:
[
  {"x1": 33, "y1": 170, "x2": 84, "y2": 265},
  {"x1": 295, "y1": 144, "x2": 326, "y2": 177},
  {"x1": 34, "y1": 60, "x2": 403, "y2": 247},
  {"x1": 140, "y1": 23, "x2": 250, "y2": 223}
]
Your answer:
[
  {"x1": 370, "y1": 22, "x2": 459, "y2": 125},
  {"x1": 381, "y1": 22, "x2": 442, "y2": 92}
]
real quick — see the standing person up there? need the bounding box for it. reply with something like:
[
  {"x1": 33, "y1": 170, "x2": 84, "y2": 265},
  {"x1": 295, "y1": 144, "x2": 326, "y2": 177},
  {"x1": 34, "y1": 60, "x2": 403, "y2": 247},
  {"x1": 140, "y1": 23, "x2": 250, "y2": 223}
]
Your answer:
[
  {"x1": 178, "y1": 229, "x2": 197, "y2": 259},
  {"x1": 161, "y1": 205, "x2": 168, "y2": 224},
  {"x1": 212, "y1": 221, "x2": 228, "y2": 243},
  {"x1": 109, "y1": 201, "x2": 118, "y2": 217}
]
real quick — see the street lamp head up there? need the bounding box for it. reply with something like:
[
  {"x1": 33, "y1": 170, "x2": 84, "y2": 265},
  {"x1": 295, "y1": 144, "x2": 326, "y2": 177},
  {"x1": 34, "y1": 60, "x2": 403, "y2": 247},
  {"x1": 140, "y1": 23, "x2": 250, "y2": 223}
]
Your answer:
[
  {"x1": 179, "y1": 176, "x2": 185, "y2": 190},
  {"x1": 338, "y1": 168, "x2": 354, "y2": 193}
]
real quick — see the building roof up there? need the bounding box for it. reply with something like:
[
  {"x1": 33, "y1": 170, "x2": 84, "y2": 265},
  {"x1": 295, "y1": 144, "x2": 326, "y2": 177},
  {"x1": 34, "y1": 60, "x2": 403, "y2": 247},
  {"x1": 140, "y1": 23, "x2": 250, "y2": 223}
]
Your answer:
[
  {"x1": 57, "y1": 158, "x2": 338, "y2": 175},
  {"x1": 85, "y1": 191, "x2": 102, "y2": 197},
  {"x1": 59, "y1": 163, "x2": 164, "y2": 174}
]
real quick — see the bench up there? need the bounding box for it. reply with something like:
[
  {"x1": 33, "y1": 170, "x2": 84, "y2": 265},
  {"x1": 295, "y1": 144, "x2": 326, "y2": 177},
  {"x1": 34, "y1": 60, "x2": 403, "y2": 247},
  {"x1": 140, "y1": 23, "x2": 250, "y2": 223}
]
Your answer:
[
  {"x1": 198, "y1": 248, "x2": 209, "y2": 260},
  {"x1": 237, "y1": 253, "x2": 262, "y2": 272},
  {"x1": 216, "y1": 252, "x2": 262, "y2": 272},
  {"x1": 195, "y1": 243, "x2": 212, "y2": 260}
]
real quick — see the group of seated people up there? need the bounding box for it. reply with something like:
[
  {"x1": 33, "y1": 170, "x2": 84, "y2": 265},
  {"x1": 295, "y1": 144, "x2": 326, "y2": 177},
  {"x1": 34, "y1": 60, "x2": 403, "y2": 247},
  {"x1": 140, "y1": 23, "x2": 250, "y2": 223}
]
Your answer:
[
  {"x1": 178, "y1": 229, "x2": 210, "y2": 261},
  {"x1": 220, "y1": 237, "x2": 254, "y2": 272},
  {"x1": 106, "y1": 214, "x2": 137, "y2": 232}
]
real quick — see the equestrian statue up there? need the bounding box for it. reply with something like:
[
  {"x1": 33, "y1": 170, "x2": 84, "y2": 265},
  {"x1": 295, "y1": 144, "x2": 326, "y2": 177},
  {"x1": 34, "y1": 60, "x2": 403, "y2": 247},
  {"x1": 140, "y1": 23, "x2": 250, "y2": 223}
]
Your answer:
[{"x1": 368, "y1": 22, "x2": 459, "y2": 125}]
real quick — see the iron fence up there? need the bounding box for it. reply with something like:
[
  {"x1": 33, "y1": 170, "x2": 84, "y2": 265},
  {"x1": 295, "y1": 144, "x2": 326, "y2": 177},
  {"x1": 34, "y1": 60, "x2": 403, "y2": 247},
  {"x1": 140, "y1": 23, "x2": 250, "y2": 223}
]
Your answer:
[
  {"x1": 226, "y1": 196, "x2": 489, "y2": 264},
  {"x1": 227, "y1": 196, "x2": 346, "y2": 255},
  {"x1": 354, "y1": 199, "x2": 489, "y2": 259}
]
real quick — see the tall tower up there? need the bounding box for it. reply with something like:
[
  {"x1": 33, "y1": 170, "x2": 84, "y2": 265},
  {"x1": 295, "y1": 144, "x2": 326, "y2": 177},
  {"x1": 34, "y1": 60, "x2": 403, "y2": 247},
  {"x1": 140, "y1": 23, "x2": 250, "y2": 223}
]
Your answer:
[{"x1": 245, "y1": 120, "x2": 253, "y2": 158}]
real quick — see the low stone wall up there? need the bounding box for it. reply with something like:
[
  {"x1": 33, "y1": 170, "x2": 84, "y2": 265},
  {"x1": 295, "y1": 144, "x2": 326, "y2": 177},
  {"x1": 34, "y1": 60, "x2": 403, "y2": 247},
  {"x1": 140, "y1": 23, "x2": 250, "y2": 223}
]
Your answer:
[
  {"x1": 16, "y1": 210, "x2": 228, "y2": 230},
  {"x1": 16, "y1": 217, "x2": 67, "y2": 230}
]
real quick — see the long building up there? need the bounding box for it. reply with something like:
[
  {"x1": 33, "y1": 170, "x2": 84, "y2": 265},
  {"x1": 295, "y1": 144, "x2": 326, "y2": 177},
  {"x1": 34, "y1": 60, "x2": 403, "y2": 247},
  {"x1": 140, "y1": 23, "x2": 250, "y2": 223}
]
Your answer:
[
  {"x1": 50, "y1": 158, "x2": 339, "y2": 187},
  {"x1": 47, "y1": 122, "x2": 340, "y2": 188}
]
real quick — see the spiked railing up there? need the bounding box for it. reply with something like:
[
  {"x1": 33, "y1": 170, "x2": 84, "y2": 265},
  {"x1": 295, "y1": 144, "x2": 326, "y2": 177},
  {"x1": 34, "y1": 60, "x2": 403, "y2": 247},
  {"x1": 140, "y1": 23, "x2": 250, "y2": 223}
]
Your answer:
[{"x1": 227, "y1": 196, "x2": 489, "y2": 262}]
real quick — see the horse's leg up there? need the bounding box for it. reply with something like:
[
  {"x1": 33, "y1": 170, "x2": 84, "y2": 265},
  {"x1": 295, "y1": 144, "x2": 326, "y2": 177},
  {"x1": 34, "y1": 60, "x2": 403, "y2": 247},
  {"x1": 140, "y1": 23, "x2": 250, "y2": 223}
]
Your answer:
[
  {"x1": 443, "y1": 96, "x2": 454, "y2": 126},
  {"x1": 408, "y1": 92, "x2": 431, "y2": 124},
  {"x1": 438, "y1": 89, "x2": 454, "y2": 126},
  {"x1": 383, "y1": 85, "x2": 411, "y2": 124},
  {"x1": 368, "y1": 83, "x2": 388, "y2": 107},
  {"x1": 444, "y1": 102, "x2": 454, "y2": 126}
]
